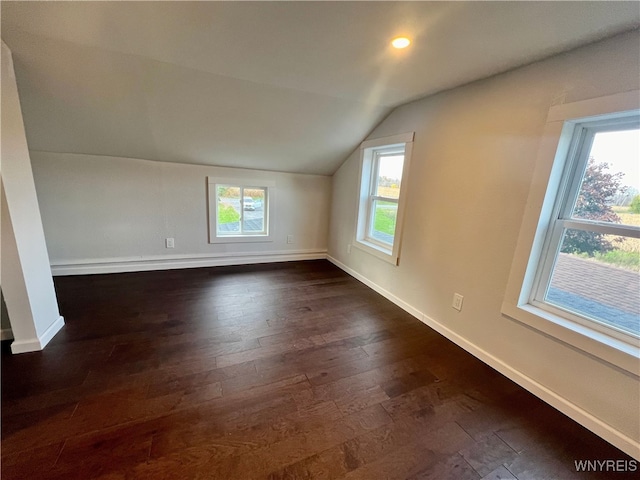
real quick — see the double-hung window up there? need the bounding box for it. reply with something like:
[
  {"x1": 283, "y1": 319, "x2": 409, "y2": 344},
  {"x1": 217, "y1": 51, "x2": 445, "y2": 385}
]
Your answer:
[
  {"x1": 502, "y1": 91, "x2": 640, "y2": 373},
  {"x1": 207, "y1": 177, "x2": 273, "y2": 243},
  {"x1": 532, "y1": 116, "x2": 640, "y2": 339},
  {"x1": 354, "y1": 133, "x2": 413, "y2": 264}
]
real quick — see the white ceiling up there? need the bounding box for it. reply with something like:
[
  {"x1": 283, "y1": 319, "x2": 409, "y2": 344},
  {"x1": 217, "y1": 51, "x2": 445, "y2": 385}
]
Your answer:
[{"x1": 2, "y1": 1, "x2": 639, "y2": 175}]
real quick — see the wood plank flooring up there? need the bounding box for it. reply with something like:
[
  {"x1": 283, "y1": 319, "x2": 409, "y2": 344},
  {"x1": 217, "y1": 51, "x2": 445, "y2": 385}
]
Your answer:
[{"x1": 1, "y1": 260, "x2": 636, "y2": 479}]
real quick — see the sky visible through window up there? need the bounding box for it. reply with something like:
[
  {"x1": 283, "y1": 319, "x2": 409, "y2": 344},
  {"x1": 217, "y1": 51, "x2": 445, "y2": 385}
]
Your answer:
[
  {"x1": 378, "y1": 154, "x2": 404, "y2": 183},
  {"x1": 590, "y1": 129, "x2": 640, "y2": 191}
]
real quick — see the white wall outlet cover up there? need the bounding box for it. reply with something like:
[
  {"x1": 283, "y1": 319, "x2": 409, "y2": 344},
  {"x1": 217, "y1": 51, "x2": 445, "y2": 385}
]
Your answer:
[{"x1": 452, "y1": 293, "x2": 464, "y2": 311}]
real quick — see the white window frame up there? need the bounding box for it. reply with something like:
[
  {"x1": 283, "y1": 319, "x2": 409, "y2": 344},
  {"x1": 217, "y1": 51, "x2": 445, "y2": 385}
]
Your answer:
[
  {"x1": 502, "y1": 91, "x2": 640, "y2": 375},
  {"x1": 354, "y1": 132, "x2": 414, "y2": 265},
  {"x1": 207, "y1": 177, "x2": 274, "y2": 244},
  {"x1": 531, "y1": 116, "x2": 640, "y2": 338}
]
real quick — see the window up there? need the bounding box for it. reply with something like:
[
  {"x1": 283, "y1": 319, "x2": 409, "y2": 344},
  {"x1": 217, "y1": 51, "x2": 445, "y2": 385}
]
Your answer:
[
  {"x1": 532, "y1": 118, "x2": 640, "y2": 339},
  {"x1": 502, "y1": 90, "x2": 640, "y2": 374},
  {"x1": 207, "y1": 178, "x2": 273, "y2": 243},
  {"x1": 354, "y1": 132, "x2": 413, "y2": 264}
]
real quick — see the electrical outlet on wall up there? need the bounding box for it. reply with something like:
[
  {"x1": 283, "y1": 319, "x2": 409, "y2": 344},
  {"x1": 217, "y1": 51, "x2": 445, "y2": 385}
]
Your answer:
[
  {"x1": 166, "y1": 237, "x2": 175, "y2": 248},
  {"x1": 287, "y1": 235, "x2": 294, "y2": 244},
  {"x1": 452, "y1": 293, "x2": 464, "y2": 312}
]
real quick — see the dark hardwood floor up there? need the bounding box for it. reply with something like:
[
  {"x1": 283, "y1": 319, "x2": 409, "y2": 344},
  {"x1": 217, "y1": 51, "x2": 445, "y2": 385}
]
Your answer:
[{"x1": 1, "y1": 260, "x2": 635, "y2": 479}]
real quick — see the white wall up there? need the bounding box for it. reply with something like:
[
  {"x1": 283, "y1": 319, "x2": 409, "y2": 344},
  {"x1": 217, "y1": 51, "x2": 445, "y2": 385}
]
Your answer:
[
  {"x1": 328, "y1": 30, "x2": 640, "y2": 457},
  {"x1": 30, "y1": 152, "x2": 331, "y2": 274},
  {"x1": 1, "y1": 41, "x2": 64, "y2": 352}
]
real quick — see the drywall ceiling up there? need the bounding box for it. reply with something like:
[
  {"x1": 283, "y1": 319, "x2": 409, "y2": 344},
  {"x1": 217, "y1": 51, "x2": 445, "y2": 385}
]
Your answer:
[{"x1": 1, "y1": 2, "x2": 638, "y2": 175}]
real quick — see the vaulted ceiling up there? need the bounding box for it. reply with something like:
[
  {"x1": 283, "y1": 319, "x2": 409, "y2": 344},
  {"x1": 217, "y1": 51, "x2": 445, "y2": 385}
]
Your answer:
[{"x1": 2, "y1": 2, "x2": 638, "y2": 175}]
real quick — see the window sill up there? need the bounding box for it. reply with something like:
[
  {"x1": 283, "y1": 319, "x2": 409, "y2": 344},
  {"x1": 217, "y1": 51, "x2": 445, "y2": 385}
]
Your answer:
[
  {"x1": 352, "y1": 239, "x2": 398, "y2": 265},
  {"x1": 501, "y1": 301, "x2": 640, "y2": 376}
]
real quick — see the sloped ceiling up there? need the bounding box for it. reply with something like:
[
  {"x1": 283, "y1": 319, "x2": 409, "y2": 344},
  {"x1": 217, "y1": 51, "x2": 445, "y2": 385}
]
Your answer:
[{"x1": 1, "y1": 1, "x2": 638, "y2": 175}]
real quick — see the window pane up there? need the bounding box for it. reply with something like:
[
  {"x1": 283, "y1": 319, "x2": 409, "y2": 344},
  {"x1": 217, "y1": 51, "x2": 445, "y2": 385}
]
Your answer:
[
  {"x1": 370, "y1": 200, "x2": 398, "y2": 245},
  {"x1": 217, "y1": 185, "x2": 241, "y2": 235},
  {"x1": 376, "y1": 155, "x2": 404, "y2": 199},
  {"x1": 546, "y1": 228, "x2": 639, "y2": 336},
  {"x1": 242, "y1": 188, "x2": 266, "y2": 233},
  {"x1": 571, "y1": 129, "x2": 640, "y2": 227}
]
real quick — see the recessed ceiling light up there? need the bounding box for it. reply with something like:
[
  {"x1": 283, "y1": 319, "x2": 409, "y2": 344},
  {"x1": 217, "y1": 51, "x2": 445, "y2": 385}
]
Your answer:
[{"x1": 391, "y1": 37, "x2": 411, "y2": 49}]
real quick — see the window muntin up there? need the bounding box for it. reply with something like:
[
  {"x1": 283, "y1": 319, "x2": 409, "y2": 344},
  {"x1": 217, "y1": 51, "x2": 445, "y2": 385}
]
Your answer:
[{"x1": 532, "y1": 119, "x2": 640, "y2": 339}]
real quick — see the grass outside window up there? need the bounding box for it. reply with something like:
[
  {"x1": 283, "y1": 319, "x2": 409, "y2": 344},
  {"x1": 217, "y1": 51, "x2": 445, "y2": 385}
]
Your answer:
[{"x1": 373, "y1": 201, "x2": 398, "y2": 237}]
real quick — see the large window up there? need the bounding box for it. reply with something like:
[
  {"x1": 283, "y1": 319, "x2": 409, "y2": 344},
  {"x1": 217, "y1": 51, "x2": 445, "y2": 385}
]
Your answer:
[
  {"x1": 502, "y1": 91, "x2": 639, "y2": 374},
  {"x1": 354, "y1": 132, "x2": 413, "y2": 264},
  {"x1": 207, "y1": 178, "x2": 273, "y2": 243},
  {"x1": 532, "y1": 118, "x2": 639, "y2": 339}
]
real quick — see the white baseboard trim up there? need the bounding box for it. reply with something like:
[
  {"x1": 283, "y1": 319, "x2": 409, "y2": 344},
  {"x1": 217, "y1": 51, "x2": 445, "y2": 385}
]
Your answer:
[
  {"x1": 11, "y1": 315, "x2": 65, "y2": 354},
  {"x1": 51, "y1": 250, "x2": 328, "y2": 276},
  {"x1": 327, "y1": 255, "x2": 640, "y2": 460},
  {"x1": 418, "y1": 312, "x2": 640, "y2": 460},
  {"x1": 1, "y1": 328, "x2": 14, "y2": 341}
]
